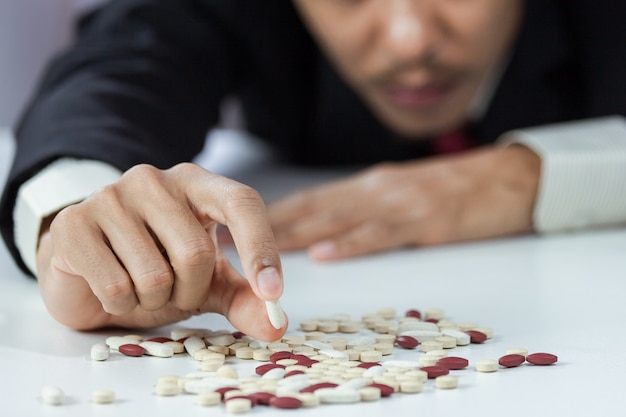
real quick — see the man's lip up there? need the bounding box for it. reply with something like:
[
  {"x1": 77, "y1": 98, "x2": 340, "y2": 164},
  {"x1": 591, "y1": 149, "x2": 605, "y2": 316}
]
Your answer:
[{"x1": 382, "y1": 82, "x2": 453, "y2": 109}]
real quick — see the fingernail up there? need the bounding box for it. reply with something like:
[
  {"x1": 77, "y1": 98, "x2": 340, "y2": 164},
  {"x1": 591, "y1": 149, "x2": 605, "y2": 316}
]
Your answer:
[
  {"x1": 309, "y1": 241, "x2": 337, "y2": 260},
  {"x1": 257, "y1": 267, "x2": 282, "y2": 299}
]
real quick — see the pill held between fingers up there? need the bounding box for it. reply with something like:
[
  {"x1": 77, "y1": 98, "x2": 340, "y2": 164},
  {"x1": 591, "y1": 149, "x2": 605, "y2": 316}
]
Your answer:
[
  {"x1": 265, "y1": 300, "x2": 286, "y2": 329},
  {"x1": 90, "y1": 343, "x2": 110, "y2": 361},
  {"x1": 41, "y1": 385, "x2": 64, "y2": 406},
  {"x1": 92, "y1": 390, "x2": 115, "y2": 404}
]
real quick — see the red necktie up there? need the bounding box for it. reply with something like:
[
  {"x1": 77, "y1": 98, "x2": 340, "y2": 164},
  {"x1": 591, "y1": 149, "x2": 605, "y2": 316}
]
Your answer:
[{"x1": 432, "y1": 128, "x2": 475, "y2": 154}]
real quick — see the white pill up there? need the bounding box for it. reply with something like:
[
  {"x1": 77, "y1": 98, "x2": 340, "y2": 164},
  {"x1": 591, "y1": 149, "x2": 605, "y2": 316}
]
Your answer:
[
  {"x1": 90, "y1": 343, "x2": 110, "y2": 361},
  {"x1": 362, "y1": 365, "x2": 385, "y2": 378},
  {"x1": 266, "y1": 300, "x2": 286, "y2": 329},
  {"x1": 139, "y1": 341, "x2": 174, "y2": 358},
  {"x1": 441, "y1": 329, "x2": 471, "y2": 346},
  {"x1": 304, "y1": 340, "x2": 333, "y2": 350},
  {"x1": 105, "y1": 336, "x2": 139, "y2": 350},
  {"x1": 315, "y1": 387, "x2": 361, "y2": 404},
  {"x1": 216, "y1": 365, "x2": 238, "y2": 379},
  {"x1": 183, "y1": 336, "x2": 206, "y2": 356},
  {"x1": 339, "y1": 378, "x2": 368, "y2": 391},
  {"x1": 318, "y1": 349, "x2": 349, "y2": 361},
  {"x1": 92, "y1": 389, "x2": 115, "y2": 404},
  {"x1": 400, "y1": 330, "x2": 442, "y2": 341},
  {"x1": 398, "y1": 321, "x2": 440, "y2": 333},
  {"x1": 382, "y1": 360, "x2": 421, "y2": 369},
  {"x1": 347, "y1": 336, "x2": 377, "y2": 348},
  {"x1": 41, "y1": 385, "x2": 64, "y2": 406},
  {"x1": 262, "y1": 368, "x2": 286, "y2": 380},
  {"x1": 206, "y1": 334, "x2": 236, "y2": 347}
]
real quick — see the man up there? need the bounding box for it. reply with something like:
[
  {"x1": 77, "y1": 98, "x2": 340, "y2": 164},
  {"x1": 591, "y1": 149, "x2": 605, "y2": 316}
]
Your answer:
[{"x1": 1, "y1": 0, "x2": 625, "y2": 341}]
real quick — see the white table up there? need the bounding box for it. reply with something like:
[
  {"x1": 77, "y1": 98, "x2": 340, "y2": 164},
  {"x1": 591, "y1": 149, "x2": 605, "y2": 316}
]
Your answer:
[{"x1": 1, "y1": 129, "x2": 625, "y2": 416}]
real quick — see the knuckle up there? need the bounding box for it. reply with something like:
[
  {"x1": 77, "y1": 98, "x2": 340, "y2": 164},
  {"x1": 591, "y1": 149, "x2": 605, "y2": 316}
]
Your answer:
[
  {"x1": 135, "y1": 268, "x2": 174, "y2": 294},
  {"x1": 173, "y1": 238, "x2": 216, "y2": 269},
  {"x1": 225, "y1": 183, "x2": 264, "y2": 208},
  {"x1": 100, "y1": 279, "x2": 135, "y2": 313}
]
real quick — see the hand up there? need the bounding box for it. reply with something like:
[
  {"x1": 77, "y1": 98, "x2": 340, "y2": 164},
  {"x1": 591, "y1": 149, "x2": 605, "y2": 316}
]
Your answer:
[
  {"x1": 36, "y1": 163, "x2": 286, "y2": 341},
  {"x1": 268, "y1": 145, "x2": 540, "y2": 260}
]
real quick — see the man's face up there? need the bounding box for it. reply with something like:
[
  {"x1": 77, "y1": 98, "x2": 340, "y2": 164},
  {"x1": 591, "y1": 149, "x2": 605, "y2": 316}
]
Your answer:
[{"x1": 293, "y1": 0, "x2": 524, "y2": 137}]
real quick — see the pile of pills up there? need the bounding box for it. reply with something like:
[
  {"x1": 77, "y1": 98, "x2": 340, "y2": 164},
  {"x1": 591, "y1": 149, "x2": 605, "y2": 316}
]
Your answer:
[{"x1": 41, "y1": 307, "x2": 558, "y2": 410}]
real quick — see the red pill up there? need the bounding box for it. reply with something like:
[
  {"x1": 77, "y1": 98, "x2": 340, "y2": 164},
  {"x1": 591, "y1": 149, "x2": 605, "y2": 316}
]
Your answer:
[
  {"x1": 367, "y1": 383, "x2": 394, "y2": 397},
  {"x1": 146, "y1": 336, "x2": 172, "y2": 343},
  {"x1": 405, "y1": 309, "x2": 422, "y2": 319},
  {"x1": 395, "y1": 335, "x2": 419, "y2": 349},
  {"x1": 248, "y1": 392, "x2": 275, "y2": 406},
  {"x1": 269, "y1": 351, "x2": 293, "y2": 363},
  {"x1": 526, "y1": 353, "x2": 558, "y2": 366},
  {"x1": 357, "y1": 362, "x2": 381, "y2": 369},
  {"x1": 118, "y1": 344, "x2": 146, "y2": 357},
  {"x1": 466, "y1": 330, "x2": 488, "y2": 344},
  {"x1": 425, "y1": 318, "x2": 439, "y2": 324},
  {"x1": 255, "y1": 363, "x2": 285, "y2": 376},
  {"x1": 420, "y1": 366, "x2": 450, "y2": 379},
  {"x1": 269, "y1": 396, "x2": 302, "y2": 409},
  {"x1": 498, "y1": 354, "x2": 526, "y2": 368},
  {"x1": 436, "y1": 357, "x2": 469, "y2": 370},
  {"x1": 300, "y1": 382, "x2": 338, "y2": 393},
  {"x1": 232, "y1": 331, "x2": 246, "y2": 339},
  {"x1": 284, "y1": 370, "x2": 305, "y2": 378}
]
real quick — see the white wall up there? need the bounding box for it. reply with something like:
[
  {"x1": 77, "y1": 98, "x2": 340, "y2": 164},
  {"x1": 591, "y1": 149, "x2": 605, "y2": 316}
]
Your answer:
[{"x1": 0, "y1": 0, "x2": 106, "y2": 129}]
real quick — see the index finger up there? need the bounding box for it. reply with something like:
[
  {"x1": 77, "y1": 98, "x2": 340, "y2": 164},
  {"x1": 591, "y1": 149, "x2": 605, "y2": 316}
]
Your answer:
[{"x1": 170, "y1": 164, "x2": 284, "y2": 303}]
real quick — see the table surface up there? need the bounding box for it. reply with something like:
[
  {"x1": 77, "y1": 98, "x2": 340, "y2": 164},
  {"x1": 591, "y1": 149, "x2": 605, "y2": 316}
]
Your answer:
[{"x1": 1, "y1": 129, "x2": 625, "y2": 416}]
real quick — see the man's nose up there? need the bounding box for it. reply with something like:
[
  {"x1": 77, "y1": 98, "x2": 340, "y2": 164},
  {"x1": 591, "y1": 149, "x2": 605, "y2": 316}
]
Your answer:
[{"x1": 381, "y1": 0, "x2": 437, "y2": 68}]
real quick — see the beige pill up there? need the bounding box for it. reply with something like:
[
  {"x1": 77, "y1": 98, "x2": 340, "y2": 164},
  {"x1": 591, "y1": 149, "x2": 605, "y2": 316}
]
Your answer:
[
  {"x1": 216, "y1": 365, "x2": 238, "y2": 379},
  {"x1": 208, "y1": 345, "x2": 230, "y2": 355},
  {"x1": 359, "y1": 386, "x2": 382, "y2": 401},
  {"x1": 376, "y1": 307, "x2": 397, "y2": 320},
  {"x1": 426, "y1": 349, "x2": 448, "y2": 359},
  {"x1": 305, "y1": 331, "x2": 327, "y2": 342},
  {"x1": 224, "y1": 390, "x2": 245, "y2": 400},
  {"x1": 420, "y1": 340, "x2": 444, "y2": 352},
  {"x1": 400, "y1": 380, "x2": 423, "y2": 394},
  {"x1": 225, "y1": 397, "x2": 252, "y2": 414},
  {"x1": 207, "y1": 334, "x2": 237, "y2": 347},
  {"x1": 373, "y1": 343, "x2": 394, "y2": 355},
  {"x1": 196, "y1": 391, "x2": 221, "y2": 406},
  {"x1": 253, "y1": 349, "x2": 272, "y2": 362},
  {"x1": 300, "y1": 320, "x2": 320, "y2": 332},
  {"x1": 164, "y1": 341, "x2": 185, "y2": 354},
  {"x1": 436, "y1": 321, "x2": 459, "y2": 330},
  {"x1": 123, "y1": 334, "x2": 144, "y2": 342},
  {"x1": 265, "y1": 300, "x2": 286, "y2": 329},
  {"x1": 436, "y1": 375, "x2": 458, "y2": 389},
  {"x1": 506, "y1": 348, "x2": 528, "y2": 357},
  {"x1": 92, "y1": 390, "x2": 115, "y2": 404},
  {"x1": 201, "y1": 359, "x2": 224, "y2": 372},
  {"x1": 424, "y1": 308, "x2": 444, "y2": 321},
  {"x1": 318, "y1": 320, "x2": 339, "y2": 333},
  {"x1": 405, "y1": 370, "x2": 428, "y2": 383},
  {"x1": 338, "y1": 321, "x2": 361, "y2": 333},
  {"x1": 476, "y1": 360, "x2": 499, "y2": 373},
  {"x1": 419, "y1": 356, "x2": 439, "y2": 367},
  {"x1": 458, "y1": 322, "x2": 479, "y2": 332},
  {"x1": 375, "y1": 334, "x2": 396, "y2": 344},
  {"x1": 360, "y1": 350, "x2": 383, "y2": 363},
  {"x1": 297, "y1": 392, "x2": 320, "y2": 407},
  {"x1": 276, "y1": 358, "x2": 298, "y2": 366},
  {"x1": 235, "y1": 347, "x2": 255, "y2": 360},
  {"x1": 228, "y1": 342, "x2": 250, "y2": 356},
  {"x1": 158, "y1": 375, "x2": 179, "y2": 385},
  {"x1": 155, "y1": 382, "x2": 180, "y2": 396},
  {"x1": 434, "y1": 336, "x2": 458, "y2": 349}
]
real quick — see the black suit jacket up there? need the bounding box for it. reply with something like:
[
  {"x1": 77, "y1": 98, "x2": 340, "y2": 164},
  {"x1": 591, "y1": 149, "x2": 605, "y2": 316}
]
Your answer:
[{"x1": 2, "y1": 0, "x2": 626, "y2": 274}]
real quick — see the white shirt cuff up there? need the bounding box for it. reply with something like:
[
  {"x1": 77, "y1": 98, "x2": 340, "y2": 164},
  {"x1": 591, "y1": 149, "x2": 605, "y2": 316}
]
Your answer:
[
  {"x1": 14, "y1": 158, "x2": 122, "y2": 275},
  {"x1": 499, "y1": 116, "x2": 626, "y2": 232}
]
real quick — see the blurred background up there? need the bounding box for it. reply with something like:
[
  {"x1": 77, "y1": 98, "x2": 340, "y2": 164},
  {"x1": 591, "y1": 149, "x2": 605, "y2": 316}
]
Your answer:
[{"x1": 0, "y1": 0, "x2": 106, "y2": 129}]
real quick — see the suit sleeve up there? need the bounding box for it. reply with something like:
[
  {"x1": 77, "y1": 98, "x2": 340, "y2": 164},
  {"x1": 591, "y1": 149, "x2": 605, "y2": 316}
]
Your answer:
[{"x1": 0, "y1": 0, "x2": 238, "y2": 275}]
